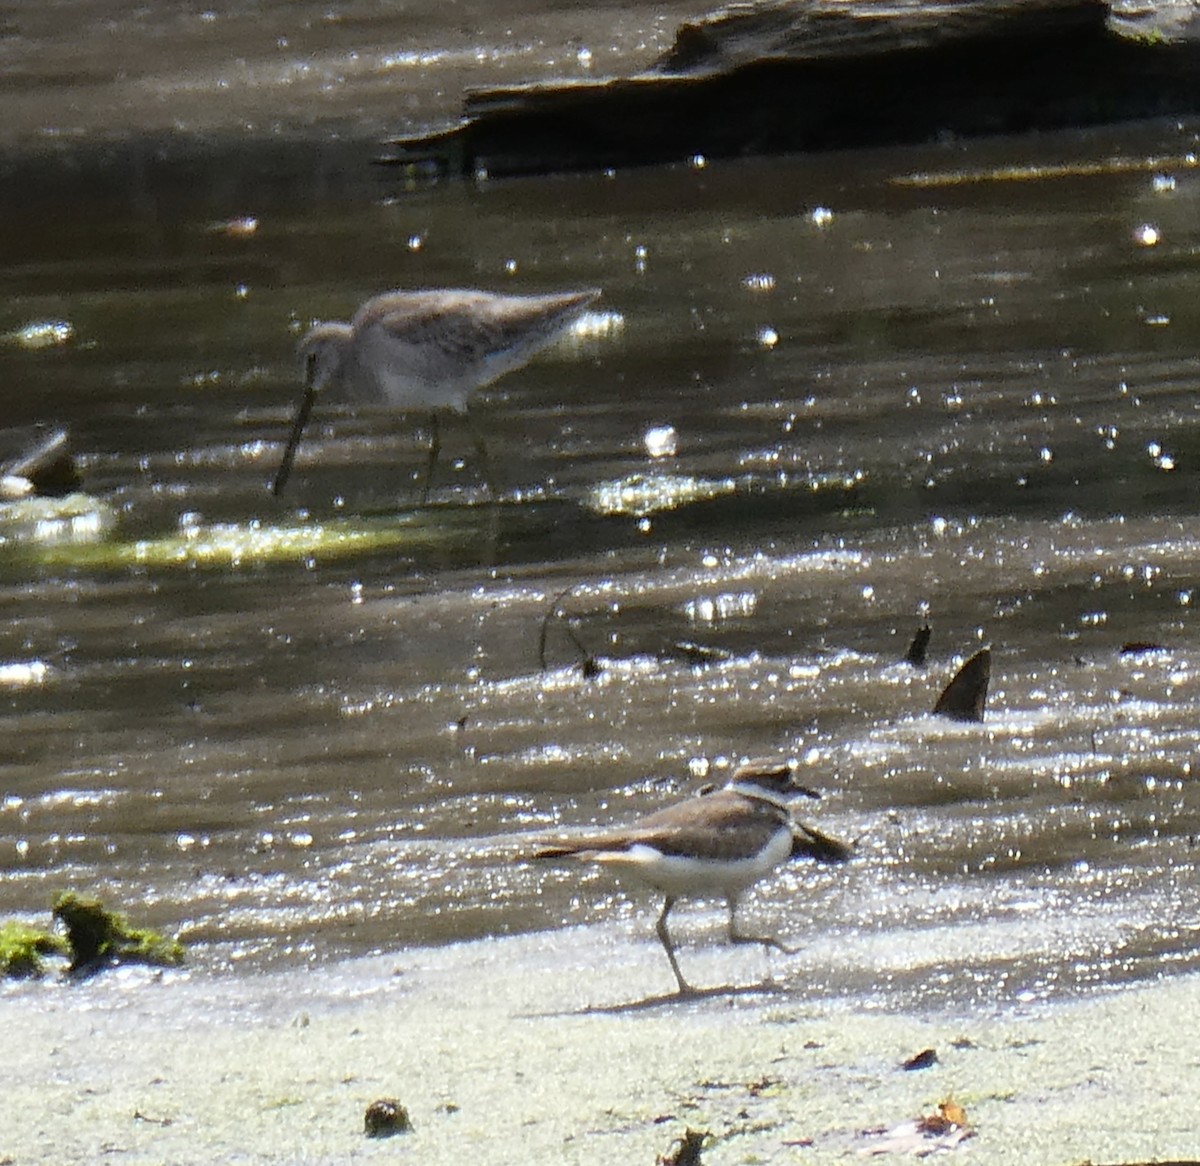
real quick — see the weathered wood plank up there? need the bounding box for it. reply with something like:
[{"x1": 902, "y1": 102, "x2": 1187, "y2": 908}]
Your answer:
[{"x1": 377, "y1": 0, "x2": 1200, "y2": 179}]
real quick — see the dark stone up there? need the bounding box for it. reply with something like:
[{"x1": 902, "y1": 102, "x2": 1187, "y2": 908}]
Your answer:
[{"x1": 363, "y1": 1098, "x2": 413, "y2": 1137}]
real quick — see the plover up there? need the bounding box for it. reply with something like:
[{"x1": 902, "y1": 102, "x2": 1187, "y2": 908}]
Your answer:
[{"x1": 533, "y1": 759, "x2": 848, "y2": 994}]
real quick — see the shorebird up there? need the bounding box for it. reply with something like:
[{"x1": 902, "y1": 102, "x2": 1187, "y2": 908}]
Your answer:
[
  {"x1": 272, "y1": 287, "x2": 600, "y2": 500},
  {"x1": 532, "y1": 759, "x2": 850, "y2": 995}
]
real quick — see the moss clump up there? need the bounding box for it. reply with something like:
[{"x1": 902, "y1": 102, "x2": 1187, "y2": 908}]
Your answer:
[
  {"x1": 51, "y1": 892, "x2": 185, "y2": 976},
  {"x1": 0, "y1": 921, "x2": 69, "y2": 978}
]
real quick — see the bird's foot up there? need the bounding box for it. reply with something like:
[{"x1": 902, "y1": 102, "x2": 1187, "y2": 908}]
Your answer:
[{"x1": 730, "y1": 931, "x2": 798, "y2": 956}]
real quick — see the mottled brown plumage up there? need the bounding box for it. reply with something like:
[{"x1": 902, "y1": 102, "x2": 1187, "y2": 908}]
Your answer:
[{"x1": 535, "y1": 786, "x2": 790, "y2": 867}]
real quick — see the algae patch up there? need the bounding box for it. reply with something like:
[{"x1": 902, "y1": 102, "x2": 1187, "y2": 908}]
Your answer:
[
  {"x1": 52, "y1": 892, "x2": 185, "y2": 975},
  {"x1": 0, "y1": 492, "x2": 116, "y2": 547},
  {"x1": 0, "y1": 922, "x2": 69, "y2": 979},
  {"x1": 0, "y1": 894, "x2": 186, "y2": 979},
  {"x1": 14, "y1": 515, "x2": 446, "y2": 570}
]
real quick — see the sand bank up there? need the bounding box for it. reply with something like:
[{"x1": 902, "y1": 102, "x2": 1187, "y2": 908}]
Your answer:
[{"x1": 1, "y1": 924, "x2": 1196, "y2": 1164}]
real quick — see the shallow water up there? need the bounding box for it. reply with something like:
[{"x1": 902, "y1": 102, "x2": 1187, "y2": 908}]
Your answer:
[{"x1": 2, "y1": 1, "x2": 1200, "y2": 1013}]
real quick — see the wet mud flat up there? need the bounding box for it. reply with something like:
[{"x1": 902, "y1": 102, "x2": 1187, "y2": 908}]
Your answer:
[{"x1": 2, "y1": 930, "x2": 1197, "y2": 1165}]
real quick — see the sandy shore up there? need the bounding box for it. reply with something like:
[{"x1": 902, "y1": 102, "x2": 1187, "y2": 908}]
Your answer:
[{"x1": 2, "y1": 924, "x2": 1198, "y2": 1164}]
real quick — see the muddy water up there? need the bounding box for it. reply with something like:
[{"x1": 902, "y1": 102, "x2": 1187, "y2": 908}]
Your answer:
[{"x1": 2, "y1": 1, "x2": 1200, "y2": 1010}]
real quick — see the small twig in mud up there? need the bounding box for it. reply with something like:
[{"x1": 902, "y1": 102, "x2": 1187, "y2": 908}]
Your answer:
[{"x1": 538, "y1": 582, "x2": 601, "y2": 679}]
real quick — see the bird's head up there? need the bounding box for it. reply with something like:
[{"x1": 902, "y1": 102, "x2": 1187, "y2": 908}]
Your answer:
[
  {"x1": 297, "y1": 322, "x2": 353, "y2": 395},
  {"x1": 727, "y1": 757, "x2": 821, "y2": 802}
]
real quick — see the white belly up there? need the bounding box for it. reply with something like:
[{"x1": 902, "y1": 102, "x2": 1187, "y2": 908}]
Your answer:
[{"x1": 593, "y1": 826, "x2": 793, "y2": 900}]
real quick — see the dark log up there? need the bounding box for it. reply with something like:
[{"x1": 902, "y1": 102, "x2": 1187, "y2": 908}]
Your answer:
[{"x1": 377, "y1": 0, "x2": 1200, "y2": 179}]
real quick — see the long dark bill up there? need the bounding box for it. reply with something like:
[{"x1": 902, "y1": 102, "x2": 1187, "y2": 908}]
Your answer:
[{"x1": 271, "y1": 381, "x2": 316, "y2": 497}]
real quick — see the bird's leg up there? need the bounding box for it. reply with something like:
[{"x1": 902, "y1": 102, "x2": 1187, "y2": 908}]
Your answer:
[
  {"x1": 656, "y1": 896, "x2": 695, "y2": 995},
  {"x1": 419, "y1": 411, "x2": 441, "y2": 504},
  {"x1": 727, "y1": 897, "x2": 797, "y2": 955},
  {"x1": 272, "y1": 382, "x2": 316, "y2": 497},
  {"x1": 467, "y1": 407, "x2": 500, "y2": 553},
  {"x1": 466, "y1": 407, "x2": 497, "y2": 503}
]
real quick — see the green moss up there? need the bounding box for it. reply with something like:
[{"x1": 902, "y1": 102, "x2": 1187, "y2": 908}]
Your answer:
[
  {"x1": 51, "y1": 892, "x2": 185, "y2": 976},
  {"x1": 0, "y1": 921, "x2": 69, "y2": 978}
]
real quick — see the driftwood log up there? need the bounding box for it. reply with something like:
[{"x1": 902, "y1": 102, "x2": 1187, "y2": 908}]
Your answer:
[{"x1": 377, "y1": 0, "x2": 1200, "y2": 178}]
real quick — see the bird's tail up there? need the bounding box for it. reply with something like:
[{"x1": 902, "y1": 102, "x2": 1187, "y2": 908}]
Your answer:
[{"x1": 790, "y1": 822, "x2": 854, "y2": 864}]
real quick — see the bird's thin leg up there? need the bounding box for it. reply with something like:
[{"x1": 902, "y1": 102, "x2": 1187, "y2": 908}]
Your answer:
[
  {"x1": 419, "y1": 411, "x2": 441, "y2": 504},
  {"x1": 727, "y1": 897, "x2": 797, "y2": 955},
  {"x1": 656, "y1": 896, "x2": 695, "y2": 995},
  {"x1": 272, "y1": 382, "x2": 315, "y2": 497},
  {"x1": 466, "y1": 408, "x2": 497, "y2": 502}
]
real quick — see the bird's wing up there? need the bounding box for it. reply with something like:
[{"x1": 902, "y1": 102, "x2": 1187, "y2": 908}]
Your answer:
[
  {"x1": 361, "y1": 290, "x2": 588, "y2": 360},
  {"x1": 534, "y1": 791, "x2": 787, "y2": 864}
]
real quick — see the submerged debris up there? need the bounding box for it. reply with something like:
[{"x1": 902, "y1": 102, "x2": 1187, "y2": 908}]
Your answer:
[
  {"x1": 657, "y1": 1127, "x2": 709, "y2": 1166},
  {"x1": 0, "y1": 425, "x2": 83, "y2": 500},
  {"x1": 1120, "y1": 641, "x2": 1168, "y2": 655},
  {"x1": 662, "y1": 640, "x2": 734, "y2": 667},
  {"x1": 0, "y1": 921, "x2": 69, "y2": 978},
  {"x1": 903, "y1": 623, "x2": 932, "y2": 667},
  {"x1": 932, "y1": 647, "x2": 991, "y2": 722},
  {"x1": 52, "y1": 892, "x2": 185, "y2": 976},
  {"x1": 538, "y1": 582, "x2": 602, "y2": 679},
  {"x1": 364, "y1": 1098, "x2": 413, "y2": 1137}
]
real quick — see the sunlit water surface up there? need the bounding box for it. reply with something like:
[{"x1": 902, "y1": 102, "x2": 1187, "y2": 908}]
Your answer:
[{"x1": 3, "y1": 88, "x2": 1200, "y2": 1011}]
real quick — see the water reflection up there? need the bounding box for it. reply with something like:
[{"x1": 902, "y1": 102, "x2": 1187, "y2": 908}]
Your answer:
[{"x1": 1, "y1": 118, "x2": 1200, "y2": 1008}]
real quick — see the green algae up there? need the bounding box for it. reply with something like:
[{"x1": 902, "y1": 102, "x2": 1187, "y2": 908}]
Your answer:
[
  {"x1": 0, "y1": 492, "x2": 116, "y2": 548},
  {"x1": 6, "y1": 514, "x2": 454, "y2": 571},
  {"x1": 51, "y1": 892, "x2": 185, "y2": 976},
  {"x1": 0, "y1": 922, "x2": 69, "y2": 979}
]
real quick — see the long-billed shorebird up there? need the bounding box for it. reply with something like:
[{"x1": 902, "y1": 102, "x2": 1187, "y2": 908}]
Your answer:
[
  {"x1": 532, "y1": 759, "x2": 851, "y2": 995},
  {"x1": 272, "y1": 287, "x2": 600, "y2": 499}
]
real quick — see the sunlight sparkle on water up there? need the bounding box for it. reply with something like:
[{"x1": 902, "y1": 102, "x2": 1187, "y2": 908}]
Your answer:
[
  {"x1": 3, "y1": 320, "x2": 73, "y2": 348},
  {"x1": 681, "y1": 591, "x2": 758, "y2": 624},
  {"x1": 644, "y1": 425, "x2": 678, "y2": 458}
]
